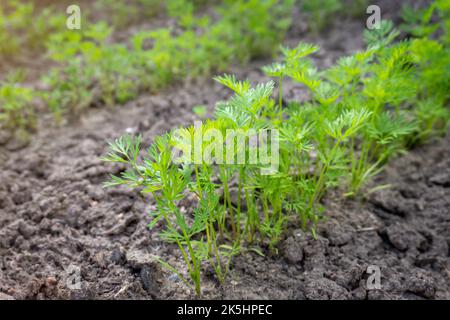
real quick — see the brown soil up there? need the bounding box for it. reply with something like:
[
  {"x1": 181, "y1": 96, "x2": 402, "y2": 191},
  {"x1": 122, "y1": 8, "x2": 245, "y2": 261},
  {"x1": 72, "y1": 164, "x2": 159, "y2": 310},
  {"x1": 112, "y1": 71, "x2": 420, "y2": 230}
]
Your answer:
[{"x1": 0, "y1": 1, "x2": 448, "y2": 300}]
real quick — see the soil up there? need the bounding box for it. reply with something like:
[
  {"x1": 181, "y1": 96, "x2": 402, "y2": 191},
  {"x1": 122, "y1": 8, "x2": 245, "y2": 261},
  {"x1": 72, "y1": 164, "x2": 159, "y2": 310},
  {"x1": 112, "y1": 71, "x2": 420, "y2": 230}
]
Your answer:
[{"x1": 1, "y1": 1, "x2": 448, "y2": 300}]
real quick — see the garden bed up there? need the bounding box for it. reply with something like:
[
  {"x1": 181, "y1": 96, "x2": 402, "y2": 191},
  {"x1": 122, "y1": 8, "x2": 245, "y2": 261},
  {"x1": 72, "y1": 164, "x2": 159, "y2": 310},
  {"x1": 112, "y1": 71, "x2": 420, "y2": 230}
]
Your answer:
[{"x1": 0, "y1": 0, "x2": 448, "y2": 300}]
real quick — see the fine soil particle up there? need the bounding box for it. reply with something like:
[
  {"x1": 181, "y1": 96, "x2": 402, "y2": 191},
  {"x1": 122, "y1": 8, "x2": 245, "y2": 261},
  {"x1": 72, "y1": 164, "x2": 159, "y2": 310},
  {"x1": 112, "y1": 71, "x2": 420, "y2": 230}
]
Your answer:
[{"x1": 0, "y1": 2, "x2": 448, "y2": 300}]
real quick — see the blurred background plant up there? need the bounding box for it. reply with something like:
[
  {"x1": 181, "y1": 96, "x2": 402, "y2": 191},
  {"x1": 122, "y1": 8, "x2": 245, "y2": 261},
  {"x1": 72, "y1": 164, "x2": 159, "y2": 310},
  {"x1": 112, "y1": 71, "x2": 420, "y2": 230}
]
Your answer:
[{"x1": 104, "y1": 0, "x2": 449, "y2": 294}]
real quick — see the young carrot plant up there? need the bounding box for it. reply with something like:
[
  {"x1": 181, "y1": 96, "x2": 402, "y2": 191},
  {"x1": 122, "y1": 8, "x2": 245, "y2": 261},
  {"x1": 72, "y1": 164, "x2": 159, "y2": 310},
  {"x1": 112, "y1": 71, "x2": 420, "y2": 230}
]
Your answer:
[
  {"x1": 301, "y1": 0, "x2": 342, "y2": 33},
  {"x1": 0, "y1": 73, "x2": 35, "y2": 137},
  {"x1": 103, "y1": 1, "x2": 449, "y2": 294},
  {"x1": 102, "y1": 133, "x2": 240, "y2": 296},
  {"x1": 40, "y1": 0, "x2": 294, "y2": 123}
]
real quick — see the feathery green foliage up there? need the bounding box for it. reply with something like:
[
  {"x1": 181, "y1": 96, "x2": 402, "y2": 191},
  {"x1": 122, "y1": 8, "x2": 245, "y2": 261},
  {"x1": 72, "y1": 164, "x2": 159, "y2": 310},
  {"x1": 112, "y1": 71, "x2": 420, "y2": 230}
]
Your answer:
[
  {"x1": 0, "y1": 72, "x2": 35, "y2": 137},
  {"x1": 104, "y1": 1, "x2": 449, "y2": 296},
  {"x1": 0, "y1": 1, "x2": 65, "y2": 59},
  {"x1": 39, "y1": 0, "x2": 294, "y2": 121},
  {"x1": 301, "y1": 0, "x2": 342, "y2": 33}
]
